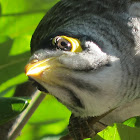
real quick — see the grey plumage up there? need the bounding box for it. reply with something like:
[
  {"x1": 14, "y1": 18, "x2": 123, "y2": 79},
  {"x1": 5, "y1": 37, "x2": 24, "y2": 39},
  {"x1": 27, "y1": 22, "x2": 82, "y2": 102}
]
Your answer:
[
  {"x1": 27, "y1": 0, "x2": 140, "y2": 139},
  {"x1": 31, "y1": 0, "x2": 129, "y2": 52}
]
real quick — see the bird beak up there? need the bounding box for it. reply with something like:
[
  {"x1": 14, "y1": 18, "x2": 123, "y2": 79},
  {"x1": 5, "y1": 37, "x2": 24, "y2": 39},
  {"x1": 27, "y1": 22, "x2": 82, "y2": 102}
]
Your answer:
[{"x1": 25, "y1": 57, "x2": 62, "y2": 80}]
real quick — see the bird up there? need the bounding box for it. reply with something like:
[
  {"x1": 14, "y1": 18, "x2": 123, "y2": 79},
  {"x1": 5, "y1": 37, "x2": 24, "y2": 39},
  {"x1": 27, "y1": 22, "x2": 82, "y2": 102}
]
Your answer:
[{"x1": 25, "y1": 0, "x2": 140, "y2": 139}]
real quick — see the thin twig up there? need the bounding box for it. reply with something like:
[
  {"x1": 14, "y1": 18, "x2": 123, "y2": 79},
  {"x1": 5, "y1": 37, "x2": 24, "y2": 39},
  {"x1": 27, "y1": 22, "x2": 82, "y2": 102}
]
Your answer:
[{"x1": 8, "y1": 91, "x2": 46, "y2": 140}]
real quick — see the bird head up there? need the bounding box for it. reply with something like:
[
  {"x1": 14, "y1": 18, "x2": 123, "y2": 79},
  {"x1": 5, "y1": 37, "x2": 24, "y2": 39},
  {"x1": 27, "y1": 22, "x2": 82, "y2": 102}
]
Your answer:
[{"x1": 25, "y1": 0, "x2": 140, "y2": 117}]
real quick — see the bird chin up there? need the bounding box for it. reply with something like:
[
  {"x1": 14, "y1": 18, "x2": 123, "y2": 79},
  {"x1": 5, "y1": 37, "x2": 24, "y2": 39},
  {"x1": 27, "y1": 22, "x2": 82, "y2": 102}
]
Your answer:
[{"x1": 29, "y1": 77, "x2": 49, "y2": 93}]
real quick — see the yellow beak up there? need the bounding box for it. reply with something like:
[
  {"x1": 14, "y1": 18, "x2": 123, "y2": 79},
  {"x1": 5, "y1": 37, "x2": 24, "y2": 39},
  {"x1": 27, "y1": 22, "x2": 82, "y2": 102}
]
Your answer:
[{"x1": 25, "y1": 57, "x2": 61, "y2": 79}]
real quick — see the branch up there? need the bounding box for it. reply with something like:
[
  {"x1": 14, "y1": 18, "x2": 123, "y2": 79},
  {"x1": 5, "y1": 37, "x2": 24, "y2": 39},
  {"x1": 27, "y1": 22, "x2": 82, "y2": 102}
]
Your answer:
[{"x1": 8, "y1": 91, "x2": 46, "y2": 140}]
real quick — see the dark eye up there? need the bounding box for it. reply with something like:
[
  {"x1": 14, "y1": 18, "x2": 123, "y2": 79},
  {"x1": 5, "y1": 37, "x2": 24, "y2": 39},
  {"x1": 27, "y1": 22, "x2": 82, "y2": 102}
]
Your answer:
[{"x1": 53, "y1": 36, "x2": 72, "y2": 51}]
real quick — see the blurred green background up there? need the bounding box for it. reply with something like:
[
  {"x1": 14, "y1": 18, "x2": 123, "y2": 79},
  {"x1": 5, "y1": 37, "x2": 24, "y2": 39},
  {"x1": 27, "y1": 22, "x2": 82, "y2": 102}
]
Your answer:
[
  {"x1": 0, "y1": 0, "x2": 140, "y2": 140},
  {"x1": 0, "y1": 0, "x2": 71, "y2": 139}
]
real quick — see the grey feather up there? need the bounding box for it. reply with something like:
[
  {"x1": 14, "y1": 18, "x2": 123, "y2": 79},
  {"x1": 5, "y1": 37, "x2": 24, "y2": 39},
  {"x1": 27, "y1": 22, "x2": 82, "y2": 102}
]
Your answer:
[{"x1": 30, "y1": 0, "x2": 140, "y2": 126}]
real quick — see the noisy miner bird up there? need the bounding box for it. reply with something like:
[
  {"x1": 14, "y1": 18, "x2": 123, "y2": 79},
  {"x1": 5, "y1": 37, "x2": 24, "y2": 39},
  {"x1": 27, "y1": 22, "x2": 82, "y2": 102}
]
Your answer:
[{"x1": 25, "y1": 0, "x2": 140, "y2": 139}]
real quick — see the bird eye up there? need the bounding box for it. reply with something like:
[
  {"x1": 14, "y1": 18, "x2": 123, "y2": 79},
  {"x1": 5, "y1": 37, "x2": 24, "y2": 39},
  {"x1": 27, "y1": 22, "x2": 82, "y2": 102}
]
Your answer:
[
  {"x1": 52, "y1": 36, "x2": 83, "y2": 52},
  {"x1": 53, "y1": 36, "x2": 72, "y2": 51}
]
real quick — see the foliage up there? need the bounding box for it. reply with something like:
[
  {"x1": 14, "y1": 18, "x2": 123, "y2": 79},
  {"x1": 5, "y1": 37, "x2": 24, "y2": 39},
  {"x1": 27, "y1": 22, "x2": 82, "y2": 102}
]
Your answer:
[
  {"x1": 0, "y1": 0, "x2": 140, "y2": 140},
  {"x1": 0, "y1": 97, "x2": 30, "y2": 125}
]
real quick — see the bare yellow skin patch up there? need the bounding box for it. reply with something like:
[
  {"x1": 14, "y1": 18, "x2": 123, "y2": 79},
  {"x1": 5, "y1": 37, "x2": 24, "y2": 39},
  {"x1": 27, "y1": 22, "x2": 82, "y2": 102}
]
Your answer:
[
  {"x1": 52, "y1": 36, "x2": 82, "y2": 52},
  {"x1": 61, "y1": 36, "x2": 82, "y2": 52}
]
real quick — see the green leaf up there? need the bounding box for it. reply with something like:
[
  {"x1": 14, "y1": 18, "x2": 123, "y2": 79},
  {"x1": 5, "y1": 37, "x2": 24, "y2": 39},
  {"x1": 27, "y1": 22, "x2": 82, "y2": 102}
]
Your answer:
[
  {"x1": 135, "y1": 117, "x2": 140, "y2": 128},
  {"x1": 0, "y1": 97, "x2": 30, "y2": 125},
  {"x1": 93, "y1": 123, "x2": 140, "y2": 140},
  {"x1": 123, "y1": 116, "x2": 140, "y2": 128},
  {"x1": 123, "y1": 117, "x2": 137, "y2": 127}
]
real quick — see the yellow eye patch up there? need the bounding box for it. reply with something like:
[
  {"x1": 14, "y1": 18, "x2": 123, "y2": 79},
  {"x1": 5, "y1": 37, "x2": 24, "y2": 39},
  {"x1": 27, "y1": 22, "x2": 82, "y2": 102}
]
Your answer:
[{"x1": 52, "y1": 36, "x2": 82, "y2": 52}]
